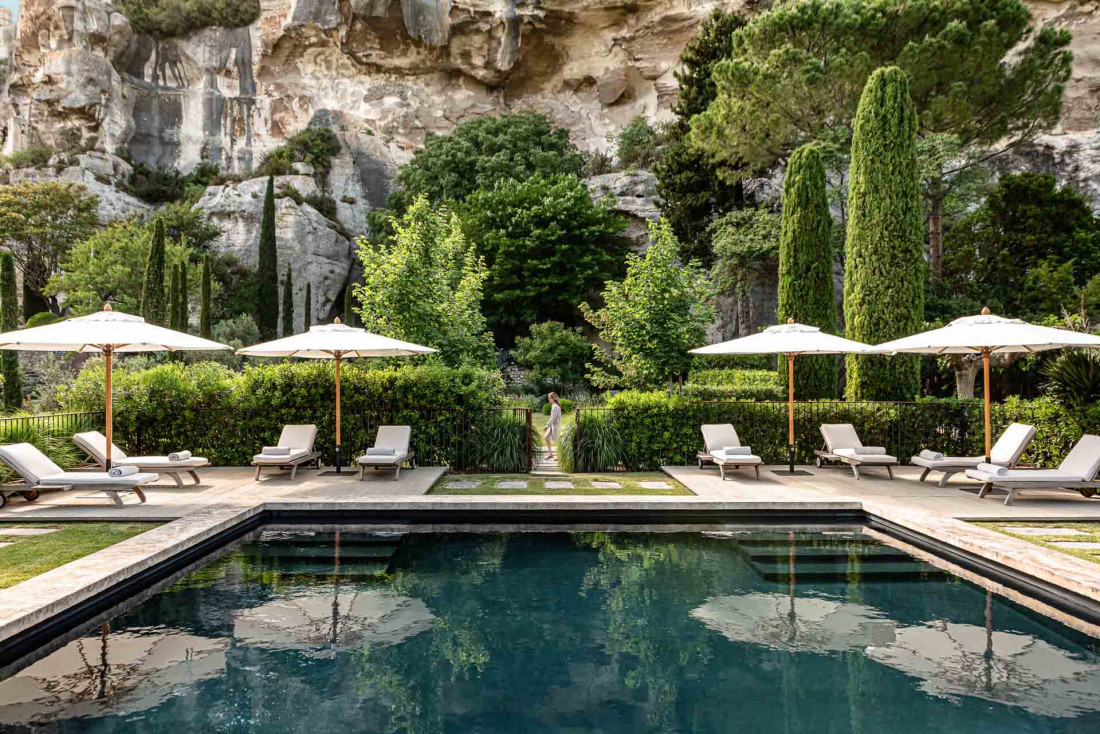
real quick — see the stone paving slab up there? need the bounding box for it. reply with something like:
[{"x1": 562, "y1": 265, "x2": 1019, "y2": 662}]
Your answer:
[
  {"x1": 0, "y1": 542, "x2": 10, "y2": 549},
  {"x1": 496, "y1": 481, "x2": 527, "y2": 489},
  {"x1": 592, "y1": 481, "x2": 621, "y2": 489},
  {"x1": 0, "y1": 528, "x2": 58, "y2": 536},
  {"x1": 1050, "y1": 541, "x2": 1100, "y2": 550},
  {"x1": 639, "y1": 481, "x2": 671, "y2": 489},
  {"x1": 445, "y1": 481, "x2": 481, "y2": 489},
  {"x1": 544, "y1": 481, "x2": 574, "y2": 489},
  {"x1": 1006, "y1": 527, "x2": 1088, "y2": 537}
]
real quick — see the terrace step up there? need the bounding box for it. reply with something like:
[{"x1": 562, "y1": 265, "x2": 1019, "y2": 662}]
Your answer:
[{"x1": 752, "y1": 561, "x2": 947, "y2": 582}]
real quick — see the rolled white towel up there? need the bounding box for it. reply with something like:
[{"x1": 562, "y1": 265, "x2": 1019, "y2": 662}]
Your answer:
[
  {"x1": 108, "y1": 465, "x2": 139, "y2": 478},
  {"x1": 261, "y1": 446, "x2": 291, "y2": 456},
  {"x1": 859, "y1": 446, "x2": 887, "y2": 456},
  {"x1": 366, "y1": 447, "x2": 396, "y2": 456},
  {"x1": 168, "y1": 450, "x2": 192, "y2": 462},
  {"x1": 919, "y1": 449, "x2": 944, "y2": 461},
  {"x1": 977, "y1": 462, "x2": 1007, "y2": 476},
  {"x1": 721, "y1": 446, "x2": 753, "y2": 456}
]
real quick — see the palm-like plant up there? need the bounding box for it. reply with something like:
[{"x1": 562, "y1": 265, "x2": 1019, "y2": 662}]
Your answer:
[{"x1": 1042, "y1": 349, "x2": 1100, "y2": 409}]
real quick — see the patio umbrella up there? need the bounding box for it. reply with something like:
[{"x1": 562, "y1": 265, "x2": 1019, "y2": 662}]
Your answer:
[
  {"x1": 236, "y1": 320, "x2": 436, "y2": 473},
  {"x1": 690, "y1": 320, "x2": 872, "y2": 473},
  {"x1": 871, "y1": 308, "x2": 1100, "y2": 462},
  {"x1": 0, "y1": 304, "x2": 228, "y2": 468}
]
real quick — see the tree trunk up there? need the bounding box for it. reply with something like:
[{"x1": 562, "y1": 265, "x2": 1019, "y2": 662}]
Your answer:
[
  {"x1": 928, "y1": 196, "x2": 943, "y2": 283},
  {"x1": 951, "y1": 354, "x2": 978, "y2": 399}
]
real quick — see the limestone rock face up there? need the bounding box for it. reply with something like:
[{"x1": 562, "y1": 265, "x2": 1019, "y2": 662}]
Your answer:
[
  {"x1": 585, "y1": 171, "x2": 663, "y2": 248},
  {"x1": 194, "y1": 176, "x2": 352, "y2": 328}
]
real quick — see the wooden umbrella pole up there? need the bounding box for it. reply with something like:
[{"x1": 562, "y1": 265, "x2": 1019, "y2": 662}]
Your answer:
[
  {"x1": 105, "y1": 347, "x2": 113, "y2": 470},
  {"x1": 787, "y1": 353, "x2": 795, "y2": 473},
  {"x1": 335, "y1": 352, "x2": 343, "y2": 473},
  {"x1": 982, "y1": 347, "x2": 991, "y2": 463}
]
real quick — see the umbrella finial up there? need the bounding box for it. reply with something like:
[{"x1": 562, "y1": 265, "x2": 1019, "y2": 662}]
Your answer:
[
  {"x1": 787, "y1": 317, "x2": 795, "y2": 324},
  {"x1": 334, "y1": 317, "x2": 342, "y2": 325},
  {"x1": 981, "y1": 306, "x2": 990, "y2": 315},
  {"x1": 103, "y1": 302, "x2": 113, "y2": 312}
]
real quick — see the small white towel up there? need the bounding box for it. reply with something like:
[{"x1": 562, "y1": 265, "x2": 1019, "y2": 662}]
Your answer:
[
  {"x1": 919, "y1": 449, "x2": 944, "y2": 461},
  {"x1": 108, "y1": 465, "x2": 139, "y2": 478},
  {"x1": 977, "y1": 462, "x2": 1007, "y2": 476},
  {"x1": 721, "y1": 446, "x2": 752, "y2": 456},
  {"x1": 859, "y1": 446, "x2": 887, "y2": 456},
  {"x1": 262, "y1": 446, "x2": 291, "y2": 456},
  {"x1": 366, "y1": 447, "x2": 396, "y2": 456},
  {"x1": 168, "y1": 450, "x2": 192, "y2": 462}
]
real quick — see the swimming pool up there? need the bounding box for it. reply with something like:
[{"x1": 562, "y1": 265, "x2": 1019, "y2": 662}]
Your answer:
[{"x1": 1, "y1": 527, "x2": 1098, "y2": 732}]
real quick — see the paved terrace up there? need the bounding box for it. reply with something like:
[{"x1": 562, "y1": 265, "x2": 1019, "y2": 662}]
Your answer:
[{"x1": 1, "y1": 464, "x2": 1099, "y2": 646}]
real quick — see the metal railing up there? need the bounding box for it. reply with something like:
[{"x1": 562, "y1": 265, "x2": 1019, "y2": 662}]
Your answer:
[{"x1": 0, "y1": 411, "x2": 105, "y2": 439}]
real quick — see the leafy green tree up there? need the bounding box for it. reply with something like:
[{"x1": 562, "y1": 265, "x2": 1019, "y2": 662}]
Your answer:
[
  {"x1": 0, "y1": 181, "x2": 99, "y2": 317},
  {"x1": 709, "y1": 206, "x2": 781, "y2": 297},
  {"x1": 512, "y1": 321, "x2": 592, "y2": 391},
  {"x1": 303, "y1": 282, "x2": 312, "y2": 330},
  {"x1": 354, "y1": 196, "x2": 495, "y2": 368},
  {"x1": 460, "y1": 174, "x2": 630, "y2": 342},
  {"x1": 200, "y1": 255, "x2": 212, "y2": 339},
  {"x1": 655, "y1": 8, "x2": 747, "y2": 262},
  {"x1": 117, "y1": 0, "x2": 260, "y2": 37},
  {"x1": 582, "y1": 219, "x2": 715, "y2": 390},
  {"x1": 615, "y1": 116, "x2": 661, "y2": 169},
  {"x1": 141, "y1": 218, "x2": 169, "y2": 325},
  {"x1": 690, "y1": 0, "x2": 1072, "y2": 276},
  {"x1": 255, "y1": 175, "x2": 279, "y2": 340},
  {"x1": 778, "y1": 144, "x2": 837, "y2": 399},
  {"x1": 178, "y1": 254, "x2": 189, "y2": 331},
  {"x1": 281, "y1": 264, "x2": 294, "y2": 337},
  {"x1": 0, "y1": 252, "x2": 21, "y2": 409},
  {"x1": 169, "y1": 263, "x2": 181, "y2": 330},
  {"x1": 843, "y1": 67, "x2": 925, "y2": 400},
  {"x1": 159, "y1": 199, "x2": 222, "y2": 251},
  {"x1": 257, "y1": 127, "x2": 342, "y2": 180}
]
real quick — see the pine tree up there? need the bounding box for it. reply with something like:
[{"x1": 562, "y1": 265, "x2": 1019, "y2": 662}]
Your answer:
[
  {"x1": 778, "y1": 144, "x2": 837, "y2": 399},
  {"x1": 0, "y1": 252, "x2": 22, "y2": 409},
  {"x1": 178, "y1": 257, "x2": 188, "y2": 332},
  {"x1": 303, "y1": 282, "x2": 312, "y2": 330},
  {"x1": 169, "y1": 264, "x2": 181, "y2": 331},
  {"x1": 200, "y1": 255, "x2": 212, "y2": 339},
  {"x1": 140, "y1": 218, "x2": 168, "y2": 325},
  {"x1": 281, "y1": 264, "x2": 294, "y2": 337},
  {"x1": 256, "y1": 175, "x2": 279, "y2": 340},
  {"x1": 844, "y1": 67, "x2": 925, "y2": 399}
]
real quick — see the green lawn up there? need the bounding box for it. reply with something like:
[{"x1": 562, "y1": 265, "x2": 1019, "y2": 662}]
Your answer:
[
  {"x1": 0, "y1": 523, "x2": 161, "y2": 589},
  {"x1": 974, "y1": 522, "x2": 1100, "y2": 565},
  {"x1": 429, "y1": 472, "x2": 694, "y2": 496}
]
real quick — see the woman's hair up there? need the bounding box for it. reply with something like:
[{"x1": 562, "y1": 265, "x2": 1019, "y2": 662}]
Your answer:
[{"x1": 548, "y1": 392, "x2": 559, "y2": 403}]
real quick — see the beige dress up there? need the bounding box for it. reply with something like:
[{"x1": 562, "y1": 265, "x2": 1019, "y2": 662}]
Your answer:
[{"x1": 545, "y1": 403, "x2": 563, "y2": 442}]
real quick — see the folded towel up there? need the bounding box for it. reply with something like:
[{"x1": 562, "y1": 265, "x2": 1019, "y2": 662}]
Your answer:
[
  {"x1": 168, "y1": 450, "x2": 192, "y2": 462},
  {"x1": 108, "y1": 465, "x2": 139, "y2": 478},
  {"x1": 720, "y1": 446, "x2": 752, "y2": 456},
  {"x1": 262, "y1": 446, "x2": 291, "y2": 456},
  {"x1": 977, "y1": 462, "x2": 1007, "y2": 476},
  {"x1": 366, "y1": 447, "x2": 396, "y2": 456},
  {"x1": 919, "y1": 449, "x2": 944, "y2": 461},
  {"x1": 859, "y1": 446, "x2": 887, "y2": 455}
]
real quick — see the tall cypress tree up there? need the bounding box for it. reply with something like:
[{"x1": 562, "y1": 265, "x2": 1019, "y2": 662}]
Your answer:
[
  {"x1": 141, "y1": 218, "x2": 168, "y2": 325},
  {"x1": 0, "y1": 252, "x2": 22, "y2": 409},
  {"x1": 168, "y1": 264, "x2": 181, "y2": 331},
  {"x1": 281, "y1": 264, "x2": 294, "y2": 337},
  {"x1": 178, "y1": 257, "x2": 189, "y2": 332},
  {"x1": 303, "y1": 282, "x2": 312, "y2": 330},
  {"x1": 778, "y1": 144, "x2": 837, "y2": 399},
  {"x1": 200, "y1": 255, "x2": 212, "y2": 339},
  {"x1": 256, "y1": 175, "x2": 279, "y2": 340},
  {"x1": 844, "y1": 67, "x2": 925, "y2": 399}
]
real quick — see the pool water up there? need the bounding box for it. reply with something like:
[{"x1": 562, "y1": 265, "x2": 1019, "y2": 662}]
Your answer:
[{"x1": 1, "y1": 528, "x2": 1099, "y2": 733}]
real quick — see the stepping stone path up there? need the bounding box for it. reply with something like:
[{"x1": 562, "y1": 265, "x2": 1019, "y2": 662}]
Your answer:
[
  {"x1": 0, "y1": 528, "x2": 58, "y2": 537},
  {"x1": 445, "y1": 481, "x2": 481, "y2": 490},
  {"x1": 496, "y1": 481, "x2": 528, "y2": 489},
  {"x1": 545, "y1": 481, "x2": 574, "y2": 489},
  {"x1": 592, "y1": 481, "x2": 621, "y2": 489},
  {"x1": 1049, "y1": 542, "x2": 1100, "y2": 551},
  {"x1": 1007, "y1": 527, "x2": 1087, "y2": 537},
  {"x1": 640, "y1": 481, "x2": 672, "y2": 489}
]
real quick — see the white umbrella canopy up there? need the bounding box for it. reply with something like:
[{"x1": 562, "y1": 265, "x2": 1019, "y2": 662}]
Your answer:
[
  {"x1": 236, "y1": 320, "x2": 436, "y2": 472},
  {"x1": 871, "y1": 308, "x2": 1100, "y2": 460},
  {"x1": 0, "y1": 304, "x2": 228, "y2": 467},
  {"x1": 690, "y1": 320, "x2": 872, "y2": 473}
]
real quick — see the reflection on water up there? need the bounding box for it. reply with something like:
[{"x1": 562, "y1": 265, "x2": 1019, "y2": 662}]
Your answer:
[{"x1": 0, "y1": 528, "x2": 1098, "y2": 733}]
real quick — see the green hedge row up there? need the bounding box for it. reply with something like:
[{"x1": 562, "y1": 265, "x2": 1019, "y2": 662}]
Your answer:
[
  {"x1": 565, "y1": 392, "x2": 1099, "y2": 472},
  {"x1": 57, "y1": 361, "x2": 526, "y2": 470},
  {"x1": 683, "y1": 369, "x2": 782, "y2": 401}
]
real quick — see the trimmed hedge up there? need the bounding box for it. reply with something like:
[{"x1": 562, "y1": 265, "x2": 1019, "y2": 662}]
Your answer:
[
  {"x1": 567, "y1": 392, "x2": 1099, "y2": 472},
  {"x1": 58, "y1": 361, "x2": 520, "y2": 470},
  {"x1": 684, "y1": 369, "x2": 782, "y2": 401}
]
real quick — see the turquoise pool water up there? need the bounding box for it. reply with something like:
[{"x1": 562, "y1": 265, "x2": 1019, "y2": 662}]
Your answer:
[{"x1": 1, "y1": 528, "x2": 1098, "y2": 732}]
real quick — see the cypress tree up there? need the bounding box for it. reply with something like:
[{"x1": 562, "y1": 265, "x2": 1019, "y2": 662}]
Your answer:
[
  {"x1": 303, "y1": 282, "x2": 312, "y2": 330},
  {"x1": 168, "y1": 264, "x2": 181, "y2": 331},
  {"x1": 778, "y1": 144, "x2": 837, "y2": 399},
  {"x1": 256, "y1": 175, "x2": 279, "y2": 340},
  {"x1": 178, "y1": 257, "x2": 188, "y2": 332},
  {"x1": 281, "y1": 264, "x2": 294, "y2": 337},
  {"x1": 843, "y1": 67, "x2": 925, "y2": 400},
  {"x1": 200, "y1": 255, "x2": 212, "y2": 339},
  {"x1": 141, "y1": 218, "x2": 168, "y2": 325},
  {"x1": 0, "y1": 252, "x2": 22, "y2": 409}
]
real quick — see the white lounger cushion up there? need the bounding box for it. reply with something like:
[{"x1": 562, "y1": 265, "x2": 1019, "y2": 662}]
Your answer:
[
  {"x1": 711, "y1": 449, "x2": 763, "y2": 464},
  {"x1": 0, "y1": 443, "x2": 157, "y2": 486},
  {"x1": 821, "y1": 424, "x2": 898, "y2": 464},
  {"x1": 74, "y1": 431, "x2": 209, "y2": 469},
  {"x1": 833, "y1": 448, "x2": 898, "y2": 463},
  {"x1": 253, "y1": 425, "x2": 317, "y2": 464},
  {"x1": 911, "y1": 455, "x2": 984, "y2": 469},
  {"x1": 965, "y1": 434, "x2": 1100, "y2": 484},
  {"x1": 911, "y1": 423, "x2": 1036, "y2": 470},
  {"x1": 700, "y1": 424, "x2": 761, "y2": 464},
  {"x1": 358, "y1": 426, "x2": 411, "y2": 465},
  {"x1": 253, "y1": 448, "x2": 311, "y2": 464}
]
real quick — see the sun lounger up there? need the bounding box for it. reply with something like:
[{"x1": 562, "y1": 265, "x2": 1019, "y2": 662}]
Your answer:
[
  {"x1": 965, "y1": 434, "x2": 1100, "y2": 505},
  {"x1": 910, "y1": 422, "x2": 1035, "y2": 487},
  {"x1": 74, "y1": 431, "x2": 210, "y2": 487},
  {"x1": 815, "y1": 423, "x2": 898, "y2": 479},
  {"x1": 0, "y1": 442, "x2": 158, "y2": 508},
  {"x1": 252, "y1": 425, "x2": 321, "y2": 480},
  {"x1": 700, "y1": 424, "x2": 762, "y2": 480},
  {"x1": 357, "y1": 426, "x2": 415, "y2": 481}
]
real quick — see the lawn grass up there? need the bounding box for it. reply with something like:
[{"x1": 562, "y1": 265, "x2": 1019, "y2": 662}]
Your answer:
[
  {"x1": 974, "y1": 521, "x2": 1100, "y2": 565},
  {"x1": 429, "y1": 472, "x2": 694, "y2": 496},
  {"x1": 0, "y1": 523, "x2": 161, "y2": 589}
]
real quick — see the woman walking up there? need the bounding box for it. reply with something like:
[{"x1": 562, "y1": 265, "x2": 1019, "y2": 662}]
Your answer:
[{"x1": 544, "y1": 392, "x2": 562, "y2": 459}]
